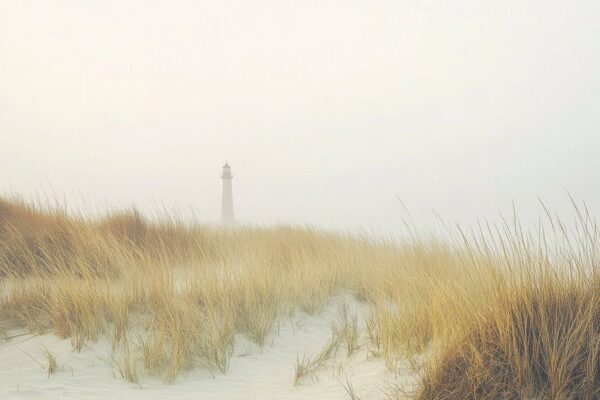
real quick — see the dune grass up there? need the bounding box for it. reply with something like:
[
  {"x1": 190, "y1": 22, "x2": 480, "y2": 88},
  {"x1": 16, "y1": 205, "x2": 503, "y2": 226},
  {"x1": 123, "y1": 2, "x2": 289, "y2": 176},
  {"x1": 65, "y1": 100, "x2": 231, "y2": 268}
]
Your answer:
[
  {"x1": 0, "y1": 195, "x2": 598, "y2": 397},
  {"x1": 294, "y1": 333, "x2": 341, "y2": 385},
  {"x1": 43, "y1": 346, "x2": 58, "y2": 377}
]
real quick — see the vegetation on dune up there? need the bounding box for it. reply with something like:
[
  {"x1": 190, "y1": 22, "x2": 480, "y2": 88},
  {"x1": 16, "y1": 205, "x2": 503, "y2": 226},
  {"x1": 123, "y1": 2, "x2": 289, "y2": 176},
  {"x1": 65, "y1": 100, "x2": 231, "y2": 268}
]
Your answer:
[
  {"x1": 418, "y1": 277, "x2": 599, "y2": 400},
  {"x1": 415, "y1": 202, "x2": 600, "y2": 400},
  {"x1": 0, "y1": 195, "x2": 598, "y2": 398}
]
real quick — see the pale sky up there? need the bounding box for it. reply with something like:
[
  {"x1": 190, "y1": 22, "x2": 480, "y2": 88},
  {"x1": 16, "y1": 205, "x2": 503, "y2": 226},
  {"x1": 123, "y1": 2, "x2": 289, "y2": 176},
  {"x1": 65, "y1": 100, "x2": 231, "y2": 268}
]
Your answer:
[{"x1": 1, "y1": 1, "x2": 599, "y2": 233}]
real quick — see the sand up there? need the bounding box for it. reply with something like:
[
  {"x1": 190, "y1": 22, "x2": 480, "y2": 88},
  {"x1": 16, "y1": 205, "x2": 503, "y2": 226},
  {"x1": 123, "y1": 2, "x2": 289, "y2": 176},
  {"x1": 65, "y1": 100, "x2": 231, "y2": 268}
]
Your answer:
[{"x1": 0, "y1": 296, "x2": 417, "y2": 399}]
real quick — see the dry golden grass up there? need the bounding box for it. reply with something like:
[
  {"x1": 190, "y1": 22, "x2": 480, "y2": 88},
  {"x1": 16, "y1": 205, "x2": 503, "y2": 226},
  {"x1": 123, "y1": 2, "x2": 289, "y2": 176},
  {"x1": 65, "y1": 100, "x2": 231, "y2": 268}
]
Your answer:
[
  {"x1": 418, "y1": 276, "x2": 599, "y2": 399},
  {"x1": 0, "y1": 195, "x2": 598, "y2": 397},
  {"x1": 333, "y1": 304, "x2": 360, "y2": 358},
  {"x1": 43, "y1": 347, "x2": 58, "y2": 377},
  {"x1": 293, "y1": 333, "x2": 341, "y2": 385}
]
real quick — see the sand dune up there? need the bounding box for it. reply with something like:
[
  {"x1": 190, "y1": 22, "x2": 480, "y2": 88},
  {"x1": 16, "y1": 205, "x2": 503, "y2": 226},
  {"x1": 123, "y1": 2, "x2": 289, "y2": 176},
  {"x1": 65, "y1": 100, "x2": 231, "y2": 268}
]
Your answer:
[{"x1": 0, "y1": 296, "x2": 417, "y2": 400}]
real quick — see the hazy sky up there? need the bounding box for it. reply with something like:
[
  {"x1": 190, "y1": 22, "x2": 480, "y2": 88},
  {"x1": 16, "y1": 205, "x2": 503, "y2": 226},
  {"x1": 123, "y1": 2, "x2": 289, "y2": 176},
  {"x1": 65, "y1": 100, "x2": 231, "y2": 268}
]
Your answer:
[{"x1": 1, "y1": 1, "x2": 599, "y2": 233}]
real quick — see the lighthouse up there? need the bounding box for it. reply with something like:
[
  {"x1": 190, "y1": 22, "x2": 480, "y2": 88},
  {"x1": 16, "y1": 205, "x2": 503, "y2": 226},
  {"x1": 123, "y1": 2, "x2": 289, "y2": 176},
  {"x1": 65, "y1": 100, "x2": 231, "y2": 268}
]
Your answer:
[{"x1": 221, "y1": 162, "x2": 235, "y2": 225}]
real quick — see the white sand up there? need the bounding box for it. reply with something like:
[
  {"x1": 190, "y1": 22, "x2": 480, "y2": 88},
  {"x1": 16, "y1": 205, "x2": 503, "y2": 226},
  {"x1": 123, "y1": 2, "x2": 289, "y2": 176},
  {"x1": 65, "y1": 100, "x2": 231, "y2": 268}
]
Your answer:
[{"x1": 0, "y1": 297, "x2": 417, "y2": 399}]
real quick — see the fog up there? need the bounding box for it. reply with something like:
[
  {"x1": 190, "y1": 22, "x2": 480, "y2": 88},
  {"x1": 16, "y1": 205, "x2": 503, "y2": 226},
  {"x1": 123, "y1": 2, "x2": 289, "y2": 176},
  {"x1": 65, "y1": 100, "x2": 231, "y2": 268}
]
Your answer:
[{"x1": 1, "y1": 1, "x2": 599, "y2": 233}]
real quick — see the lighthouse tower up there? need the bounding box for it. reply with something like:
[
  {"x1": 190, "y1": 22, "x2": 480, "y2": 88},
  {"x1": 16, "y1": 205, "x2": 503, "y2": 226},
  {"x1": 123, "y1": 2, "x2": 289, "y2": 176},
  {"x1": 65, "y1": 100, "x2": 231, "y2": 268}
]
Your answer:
[{"x1": 221, "y1": 162, "x2": 235, "y2": 225}]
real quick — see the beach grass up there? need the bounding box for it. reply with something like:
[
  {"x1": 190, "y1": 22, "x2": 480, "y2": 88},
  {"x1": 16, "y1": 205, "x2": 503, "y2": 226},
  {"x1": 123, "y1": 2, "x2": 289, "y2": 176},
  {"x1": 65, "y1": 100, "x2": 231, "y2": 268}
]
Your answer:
[{"x1": 0, "y1": 195, "x2": 597, "y2": 397}]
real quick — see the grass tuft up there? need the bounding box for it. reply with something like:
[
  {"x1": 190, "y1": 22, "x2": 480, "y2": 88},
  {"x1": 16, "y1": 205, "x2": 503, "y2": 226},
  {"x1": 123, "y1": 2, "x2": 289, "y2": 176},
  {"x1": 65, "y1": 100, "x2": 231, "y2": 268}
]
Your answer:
[
  {"x1": 294, "y1": 332, "x2": 341, "y2": 385},
  {"x1": 43, "y1": 347, "x2": 58, "y2": 377}
]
